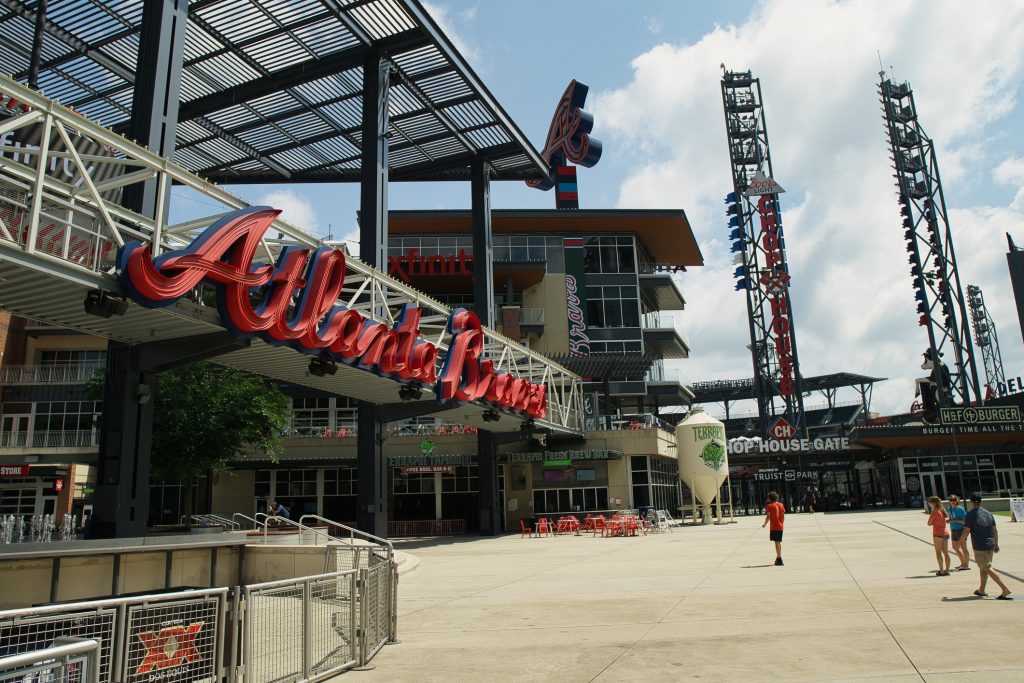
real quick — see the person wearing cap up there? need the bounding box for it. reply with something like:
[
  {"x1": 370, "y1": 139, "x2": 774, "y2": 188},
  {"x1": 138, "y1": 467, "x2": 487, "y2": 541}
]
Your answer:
[{"x1": 961, "y1": 492, "x2": 1012, "y2": 600}]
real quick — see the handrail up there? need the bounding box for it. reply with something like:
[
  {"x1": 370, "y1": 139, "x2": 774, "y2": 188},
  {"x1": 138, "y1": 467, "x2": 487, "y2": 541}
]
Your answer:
[
  {"x1": 203, "y1": 513, "x2": 239, "y2": 530},
  {"x1": 232, "y1": 512, "x2": 261, "y2": 530},
  {"x1": 0, "y1": 638, "x2": 100, "y2": 683},
  {"x1": 299, "y1": 514, "x2": 393, "y2": 560},
  {"x1": 261, "y1": 515, "x2": 334, "y2": 546}
]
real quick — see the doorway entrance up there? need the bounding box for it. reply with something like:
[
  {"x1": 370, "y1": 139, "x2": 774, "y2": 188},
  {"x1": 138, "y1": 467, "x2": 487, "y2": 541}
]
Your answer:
[{"x1": 1, "y1": 414, "x2": 30, "y2": 448}]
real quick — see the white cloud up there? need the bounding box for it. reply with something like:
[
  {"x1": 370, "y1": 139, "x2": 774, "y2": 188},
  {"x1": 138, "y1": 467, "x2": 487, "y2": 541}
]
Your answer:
[
  {"x1": 995, "y1": 156, "x2": 1024, "y2": 186},
  {"x1": 422, "y1": 1, "x2": 481, "y2": 64},
  {"x1": 593, "y1": 0, "x2": 1024, "y2": 414},
  {"x1": 257, "y1": 189, "x2": 319, "y2": 235}
]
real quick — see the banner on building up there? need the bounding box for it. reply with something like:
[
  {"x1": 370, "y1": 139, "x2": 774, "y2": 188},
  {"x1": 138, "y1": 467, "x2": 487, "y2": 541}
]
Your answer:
[{"x1": 564, "y1": 237, "x2": 590, "y2": 355}]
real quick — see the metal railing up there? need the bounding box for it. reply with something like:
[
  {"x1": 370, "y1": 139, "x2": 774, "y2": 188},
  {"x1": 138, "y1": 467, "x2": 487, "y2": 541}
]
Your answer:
[
  {"x1": 299, "y1": 515, "x2": 394, "y2": 562},
  {"x1": 260, "y1": 516, "x2": 335, "y2": 547},
  {"x1": 0, "y1": 637, "x2": 100, "y2": 683},
  {"x1": 388, "y1": 519, "x2": 465, "y2": 536},
  {"x1": 0, "y1": 74, "x2": 583, "y2": 435},
  {"x1": 0, "y1": 363, "x2": 104, "y2": 385},
  {"x1": 0, "y1": 587, "x2": 227, "y2": 682},
  {"x1": 179, "y1": 513, "x2": 240, "y2": 530},
  {"x1": 0, "y1": 430, "x2": 97, "y2": 449},
  {"x1": 241, "y1": 570, "x2": 358, "y2": 682},
  {"x1": 1, "y1": 562, "x2": 399, "y2": 681}
]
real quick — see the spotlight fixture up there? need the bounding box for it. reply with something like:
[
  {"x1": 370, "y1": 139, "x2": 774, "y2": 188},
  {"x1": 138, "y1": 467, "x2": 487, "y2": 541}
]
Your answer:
[
  {"x1": 519, "y1": 417, "x2": 536, "y2": 434},
  {"x1": 307, "y1": 357, "x2": 337, "y2": 377},
  {"x1": 398, "y1": 383, "x2": 423, "y2": 402},
  {"x1": 83, "y1": 289, "x2": 128, "y2": 318},
  {"x1": 482, "y1": 408, "x2": 500, "y2": 423}
]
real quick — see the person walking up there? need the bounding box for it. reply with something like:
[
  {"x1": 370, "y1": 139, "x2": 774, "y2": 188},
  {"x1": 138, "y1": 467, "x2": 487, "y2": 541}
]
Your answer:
[
  {"x1": 927, "y1": 496, "x2": 950, "y2": 576},
  {"x1": 801, "y1": 485, "x2": 816, "y2": 514},
  {"x1": 961, "y1": 492, "x2": 1012, "y2": 600},
  {"x1": 946, "y1": 495, "x2": 970, "y2": 571},
  {"x1": 762, "y1": 491, "x2": 785, "y2": 566}
]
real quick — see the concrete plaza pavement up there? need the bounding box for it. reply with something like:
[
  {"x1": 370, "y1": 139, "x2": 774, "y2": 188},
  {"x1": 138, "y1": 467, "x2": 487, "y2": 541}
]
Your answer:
[{"x1": 356, "y1": 509, "x2": 1023, "y2": 682}]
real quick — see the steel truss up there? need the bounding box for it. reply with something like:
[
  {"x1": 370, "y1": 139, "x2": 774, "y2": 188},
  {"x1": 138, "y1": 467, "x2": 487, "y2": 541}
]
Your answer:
[
  {"x1": 878, "y1": 76, "x2": 981, "y2": 407},
  {"x1": 966, "y1": 284, "x2": 1007, "y2": 398},
  {"x1": 0, "y1": 74, "x2": 582, "y2": 433},
  {"x1": 720, "y1": 69, "x2": 805, "y2": 439}
]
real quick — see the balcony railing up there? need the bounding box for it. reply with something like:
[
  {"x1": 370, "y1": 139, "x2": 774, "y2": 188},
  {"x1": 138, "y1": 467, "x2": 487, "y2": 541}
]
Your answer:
[
  {"x1": 643, "y1": 314, "x2": 690, "y2": 348},
  {"x1": 586, "y1": 413, "x2": 675, "y2": 432},
  {"x1": 0, "y1": 430, "x2": 98, "y2": 449},
  {"x1": 278, "y1": 421, "x2": 482, "y2": 440},
  {"x1": 1, "y1": 363, "x2": 104, "y2": 385}
]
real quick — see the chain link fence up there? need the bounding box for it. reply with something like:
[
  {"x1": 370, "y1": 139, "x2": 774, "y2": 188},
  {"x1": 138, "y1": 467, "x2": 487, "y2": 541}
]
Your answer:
[{"x1": 0, "y1": 562, "x2": 396, "y2": 682}]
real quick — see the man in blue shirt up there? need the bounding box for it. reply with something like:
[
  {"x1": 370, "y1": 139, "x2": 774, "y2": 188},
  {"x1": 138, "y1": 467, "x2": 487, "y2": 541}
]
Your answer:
[
  {"x1": 947, "y1": 495, "x2": 969, "y2": 570},
  {"x1": 961, "y1": 492, "x2": 1011, "y2": 599}
]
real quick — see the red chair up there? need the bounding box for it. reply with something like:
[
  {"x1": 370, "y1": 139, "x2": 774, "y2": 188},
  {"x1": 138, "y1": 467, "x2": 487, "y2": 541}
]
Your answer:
[
  {"x1": 536, "y1": 518, "x2": 551, "y2": 537},
  {"x1": 592, "y1": 516, "x2": 607, "y2": 537},
  {"x1": 519, "y1": 519, "x2": 532, "y2": 538}
]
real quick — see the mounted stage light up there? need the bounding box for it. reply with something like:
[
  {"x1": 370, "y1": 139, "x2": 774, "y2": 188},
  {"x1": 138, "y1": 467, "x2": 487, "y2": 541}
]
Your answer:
[
  {"x1": 398, "y1": 383, "x2": 423, "y2": 402},
  {"x1": 726, "y1": 203, "x2": 741, "y2": 216},
  {"x1": 83, "y1": 289, "x2": 128, "y2": 318},
  {"x1": 307, "y1": 357, "x2": 337, "y2": 378},
  {"x1": 482, "y1": 408, "x2": 500, "y2": 423},
  {"x1": 519, "y1": 417, "x2": 536, "y2": 434},
  {"x1": 728, "y1": 215, "x2": 740, "y2": 227},
  {"x1": 725, "y1": 192, "x2": 738, "y2": 204},
  {"x1": 729, "y1": 227, "x2": 742, "y2": 241}
]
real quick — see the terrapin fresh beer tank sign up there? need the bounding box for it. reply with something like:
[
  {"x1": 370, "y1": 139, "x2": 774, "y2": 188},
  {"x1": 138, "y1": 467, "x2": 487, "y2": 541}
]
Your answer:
[{"x1": 117, "y1": 207, "x2": 548, "y2": 418}]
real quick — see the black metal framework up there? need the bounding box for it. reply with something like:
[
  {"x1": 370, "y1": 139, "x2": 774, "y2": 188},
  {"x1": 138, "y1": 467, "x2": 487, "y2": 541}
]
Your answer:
[
  {"x1": 966, "y1": 285, "x2": 1006, "y2": 398},
  {"x1": 720, "y1": 68, "x2": 805, "y2": 439},
  {"x1": 0, "y1": 0, "x2": 548, "y2": 184},
  {"x1": 878, "y1": 76, "x2": 981, "y2": 407}
]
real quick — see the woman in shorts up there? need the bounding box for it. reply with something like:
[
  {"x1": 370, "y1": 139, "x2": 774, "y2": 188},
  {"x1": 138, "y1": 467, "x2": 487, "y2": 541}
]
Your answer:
[
  {"x1": 947, "y1": 495, "x2": 969, "y2": 570},
  {"x1": 927, "y1": 495, "x2": 950, "y2": 576}
]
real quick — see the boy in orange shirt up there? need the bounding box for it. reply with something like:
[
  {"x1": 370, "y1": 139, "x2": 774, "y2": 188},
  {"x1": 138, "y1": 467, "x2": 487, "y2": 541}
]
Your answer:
[{"x1": 762, "y1": 491, "x2": 786, "y2": 566}]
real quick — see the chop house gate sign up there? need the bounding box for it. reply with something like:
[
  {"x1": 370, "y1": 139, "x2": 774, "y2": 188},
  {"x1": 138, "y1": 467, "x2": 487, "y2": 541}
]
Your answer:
[{"x1": 118, "y1": 207, "x2": 548, "y2": 418}]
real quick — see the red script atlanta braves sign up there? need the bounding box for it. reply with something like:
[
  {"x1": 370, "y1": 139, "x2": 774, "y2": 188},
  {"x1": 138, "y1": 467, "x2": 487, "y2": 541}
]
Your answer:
[{"x1": 117, "y1": 207, "x2": 547, "y2": 418}]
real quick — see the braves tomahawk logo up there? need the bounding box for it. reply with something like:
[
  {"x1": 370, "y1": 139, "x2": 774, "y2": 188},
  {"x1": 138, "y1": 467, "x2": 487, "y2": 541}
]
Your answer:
[{"x1": 527, "y1": 80, "x2": 603, "y2": 191}]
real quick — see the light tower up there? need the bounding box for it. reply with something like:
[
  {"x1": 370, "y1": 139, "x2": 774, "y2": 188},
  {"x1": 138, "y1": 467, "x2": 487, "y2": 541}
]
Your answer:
[
  {"x1": 720, "y1": 68, "x2": 805, "y2": 439},
  {"x1": 878, "y1": 75, "x2": 982, "y2": 407},
  {"x1": 966, "y1": 284, "x2": 1007, "y2": 398}
]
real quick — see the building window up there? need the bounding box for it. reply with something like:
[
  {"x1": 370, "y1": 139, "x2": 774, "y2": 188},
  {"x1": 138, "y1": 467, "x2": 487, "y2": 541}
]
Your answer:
[
  {"x1": 533, "y1": 487, "x2": 609, "y2": 513},
  {"x1": 323, "y1": 468, "x2": 358, "y2": 496},
  {"x1": 585, "y1": 285, "x2": 641, "y2": 328},
  {"x1": 589, "y1": 341, "x2": 643, "y2": 354},
  {"x1": 442, "y1": 465, "x2": 479, "y2": 493},
  {"x1": 277, "y1": 469, "x2": 317, "y2": 498},
  {"x1": 290, "y1": 397, "x2": 330, "y2": 436},
  {"x1": 584, "y1": 236, "x2": 636, "y2": 274},
  {"x1": 39, "y1": 350, "x2": 106, "y2": 366},
  {"x1": 32, "y1": 401, "x2": 100, "y2": 432}
]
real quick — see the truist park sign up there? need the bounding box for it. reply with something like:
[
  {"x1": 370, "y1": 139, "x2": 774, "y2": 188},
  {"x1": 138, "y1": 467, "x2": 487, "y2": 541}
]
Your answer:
[{"x1": 117, "y1": 207, "x2": 548, "y2": 418}]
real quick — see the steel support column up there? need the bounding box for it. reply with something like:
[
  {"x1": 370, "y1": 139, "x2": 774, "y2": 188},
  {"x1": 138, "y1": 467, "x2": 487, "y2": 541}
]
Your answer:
[
  {"x1": 92, "y1": 334, "x2": 248, "y2": 538},
  {"x1": 122, "y1": 0, "x2": 187, "y2": 217},
  {"x1": 477, "y1": 430, "x2": 501, "y2": 536},
  {"x1": 471, "y1": 158, "x2": 494, "y2": 327},
  {"x1": 359, "y1": 51, "x2": 390, "y2": 269},
  {"x1": 356, "y1": 401, "x2": 387, "y2": 536},
  {"x1": 27, "y1": 0, "x2": 47, "y2": 90}
]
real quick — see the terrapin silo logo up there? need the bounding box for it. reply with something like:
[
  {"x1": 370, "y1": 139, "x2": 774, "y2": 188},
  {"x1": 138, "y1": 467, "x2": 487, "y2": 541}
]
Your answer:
[
  {"x1": 701, "y1": 441, "x2": 726, "y2": 470},
  {"x1": 692, "y1": 424, "x2": 727, "y2": 470}
]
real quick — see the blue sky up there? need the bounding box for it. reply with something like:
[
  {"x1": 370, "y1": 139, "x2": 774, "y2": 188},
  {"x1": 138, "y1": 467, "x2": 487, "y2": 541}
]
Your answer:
[{"x1": 171, "y1": 1, "x2": 1024, "y2": 416}]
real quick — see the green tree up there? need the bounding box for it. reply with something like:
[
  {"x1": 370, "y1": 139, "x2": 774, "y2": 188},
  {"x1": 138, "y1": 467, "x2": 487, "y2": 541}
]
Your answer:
[{"x1": 90, "y1": 362, "x2": 289, "y2": 523}]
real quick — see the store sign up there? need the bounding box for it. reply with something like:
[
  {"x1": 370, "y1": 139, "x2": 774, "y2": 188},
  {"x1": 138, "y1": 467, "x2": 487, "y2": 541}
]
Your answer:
[
  {"x1": 117, "y1": 207, "x2": 548, "y2": 418},
  {"x1": 743, "y1": 171, "x2": 785, "y2": 197},
  {"x1": 0, "y1": 464, "x2": 30, "y2": 478},
  {"x1": 996, "y1": 375, "x2": 1024, "y2": 396},
  {"x1": 939, "y1": 406, "x2": 1021, "y2": 425},
  {"x1": 387, "y1": 249, "x2": 472, "y2": 282},
  {"x1": 728, "y1": 437, "x2": 850, "y2": 454},
  {"x1": 755, "y1": 194, "x2": 797, "y2": 397},
  {"x1": 563, "y1": 237, "x2": 590, "y2": 355},
  {"x1": 400, "y1": 465, "x2": 455, "y2": 475},
  {"x1": 527, "y1": 80, "x2": 603, "y2": 192}
]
